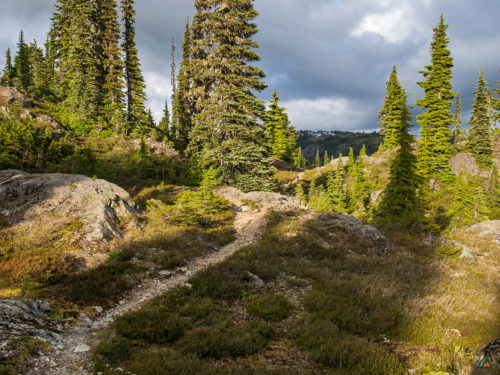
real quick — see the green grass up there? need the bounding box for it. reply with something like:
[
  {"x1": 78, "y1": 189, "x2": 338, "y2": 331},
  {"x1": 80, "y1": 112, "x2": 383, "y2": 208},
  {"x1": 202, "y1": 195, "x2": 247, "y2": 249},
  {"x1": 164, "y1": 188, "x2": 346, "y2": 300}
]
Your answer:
[{"x1": 247, "y1": 293, "x2": 291, "y2": 322}]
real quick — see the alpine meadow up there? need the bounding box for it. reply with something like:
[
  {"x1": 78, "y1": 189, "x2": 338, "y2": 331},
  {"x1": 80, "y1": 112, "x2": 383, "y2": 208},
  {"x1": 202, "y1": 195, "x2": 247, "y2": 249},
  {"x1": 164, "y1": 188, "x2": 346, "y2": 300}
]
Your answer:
[{"x1": 1, "y1": 1, "x2": 500, "y2": 375}]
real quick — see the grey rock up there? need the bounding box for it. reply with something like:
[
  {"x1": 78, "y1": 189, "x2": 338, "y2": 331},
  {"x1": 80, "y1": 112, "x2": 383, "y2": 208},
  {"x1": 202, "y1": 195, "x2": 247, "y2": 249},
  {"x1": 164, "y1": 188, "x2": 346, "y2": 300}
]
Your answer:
[
  {"x1": 94, "y1": 306, "x2": 103, "y2": 313},
  {"x1": 73, "y1": 343, "x2": 90, "y2": 353},
  {"x1": 244, "y1": 271, "x2": 265, "y2": 289}
]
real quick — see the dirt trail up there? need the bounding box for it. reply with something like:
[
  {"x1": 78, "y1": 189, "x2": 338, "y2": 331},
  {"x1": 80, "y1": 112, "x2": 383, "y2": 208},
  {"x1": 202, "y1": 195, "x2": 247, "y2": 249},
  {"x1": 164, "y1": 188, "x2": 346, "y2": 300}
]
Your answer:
[{"x1": 26, "y1": 194, "x2": 279, "y2": 375}]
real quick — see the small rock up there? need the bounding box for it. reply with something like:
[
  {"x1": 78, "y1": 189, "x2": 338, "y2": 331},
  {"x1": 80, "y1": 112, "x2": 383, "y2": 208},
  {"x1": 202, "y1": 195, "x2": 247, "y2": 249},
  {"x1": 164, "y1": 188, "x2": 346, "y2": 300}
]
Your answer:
[
  {"x1": 119, "y1": 300, "x2": 125, "y2": 305},
  {"x1": 94, "y1": 306, "x2": 103, "y2": 313},
  {"x1": 180, "y1": 267, "x2": 188, "y2": 273},
  {"x1": 186, "y1": 270, "x2": 192, "y2": 276},
  {"x1": 184, "y1": 283, "x2": 192, "y2": 289},
  {"x1": 159, "y1": 270, "x2": 172, "y2": 277},
  {"x1": 241, "y1": 205, "x2": 250, "y2": 212},
  {"x1": 73, "y1": 343, "x2": 91, "y2": 353}
]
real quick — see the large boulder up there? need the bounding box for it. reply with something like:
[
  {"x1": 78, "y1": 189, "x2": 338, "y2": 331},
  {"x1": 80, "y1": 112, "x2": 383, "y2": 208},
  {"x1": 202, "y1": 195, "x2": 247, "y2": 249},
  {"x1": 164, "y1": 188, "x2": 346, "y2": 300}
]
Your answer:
[
  {"x1": 466, "y1": 221, "x2": 500, "y2": 245},
  {"x1": 0, "y1": 170, "x2": 138, "y2": 250}
]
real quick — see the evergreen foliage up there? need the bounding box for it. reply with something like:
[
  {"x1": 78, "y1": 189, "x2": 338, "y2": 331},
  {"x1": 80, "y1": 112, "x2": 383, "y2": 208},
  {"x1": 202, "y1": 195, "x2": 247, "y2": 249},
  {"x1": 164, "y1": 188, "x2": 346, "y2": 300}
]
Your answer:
[
  {"x1": 171, "y1": 19, "x2": 192, "y2": 154},
  {"x1": 467, "y1": 70, "x2": 493, "y2": 168},
  {"x1": 293, "y1": 147, "x2": 303, "y2": 168},
  {"x1": 378, "y1": 66, "x2": 404, "y2": 150},
  {"x1": 327, "y1": 156, "x2": 347, "y2": 213},
  {"x1": 416, "y1": 15, "x2": 455, "y2": 182},
  {"x1": 487, "y1": 163, "x2": 500, "y2": 219},
  {"x1": 264, "y1": 89, "x2": 298, "y2": 162},
  {"x1": 158, "y1": 100, "x2": 170, "y2": 141},
  {"x1": 349, "y1": 159, "x2": 371, "y2": 215},
  {"x1": 452, "y1": 93, "x2": 463, "y2": 143},
  {"x1": 1, "y1": 48, "x2": 14, "y2": 85},
  {"x1": 121, "y1": 0, "x2": 148, "y2": 134},
  {"x1": 376, "y1": 86, "x2": 422, "y2": 228},
  {"x1": 14, "y1": 31, "x2": 33, "y2": 90},
  {"x1": 188, "y1": 0, "x2": 274, "y2": 191},
  {"x1": 314, "y1": 148, "x2": 321, "y2": 168},
  {"x1": 448, "y1": 170, "x2": 489, "y2": 229},
  {"x1": 323, "y1": 150, "x2": 329, "y2": 166}
]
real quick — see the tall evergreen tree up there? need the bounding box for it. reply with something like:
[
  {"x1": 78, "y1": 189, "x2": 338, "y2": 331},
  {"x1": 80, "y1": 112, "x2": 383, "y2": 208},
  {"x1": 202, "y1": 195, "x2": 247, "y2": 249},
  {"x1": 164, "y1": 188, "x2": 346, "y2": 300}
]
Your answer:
[
  {"x1": 323, "y1": 150, "x2": 329, "y2": 166},
  {"x1": 416, "y1": 15, "x2": 455, "y2": 182},
  {"x1": 379, "y1": 66, "x2": 404, "y2": 150},
  {"x1": 1, "y1": 48, "x2": 15, "y2": 85},
  {"x1": 49, "y1": 0, "x2": 101, "y2": 125},
  {"x1": 95, "y1": 0, "x2": 125, "y2": 130},
  {"x1": 121, "y1": 0, "x2": 148, "y2": 134},
  {"x1": 487, "y1": 163, "x2": 500, "y2": 219},
  {"x1": 264, "y1": 89, "x2": 298, "y2": 162},
  {"x1": 158, "y1": 100, "x2": 170, "y2": 141},
  {"x1": 14, "y1": 30, "x2": 33, "y2": 90},
  {"x1": 452, "y1": 93, "x2": 463, "y2": 143},
  {"x1": 187, "y1": 0, "x2": 274, "y2": 191},
  {"x1": 314, "y1": 147, "x2": 321, "y2": 168},
  {"x1": 467, "y1": 70, "x2": 492, "y2": 168},
  {"x1": 171, "y1": 39, "x2": 176, "y2": 98},
  {"x1": 171, "y1": 19, "x2": 192, "y2": 153},
  {"x1": 376, "y1": 86, "x2": 422, "y2": 227},
  {"x1": 327, "y1": 156, "x2": 347, "y2": 213}
]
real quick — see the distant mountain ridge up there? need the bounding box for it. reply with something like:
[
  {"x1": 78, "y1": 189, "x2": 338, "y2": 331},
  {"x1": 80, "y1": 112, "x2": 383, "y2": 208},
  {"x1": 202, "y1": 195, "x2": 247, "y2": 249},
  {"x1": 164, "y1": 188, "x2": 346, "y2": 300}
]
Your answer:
[{"x1": 297, "y1": 130, "x2": 383, "y2": 160}]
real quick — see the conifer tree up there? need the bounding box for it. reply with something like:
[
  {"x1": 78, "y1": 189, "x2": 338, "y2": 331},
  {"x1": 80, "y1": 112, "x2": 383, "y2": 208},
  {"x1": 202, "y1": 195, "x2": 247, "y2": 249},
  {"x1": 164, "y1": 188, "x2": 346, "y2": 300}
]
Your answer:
[
  {"x1": 188, "y1": 0, "x2": 275, "y2": 191},
  {"x1": 350, "y1": 160, "x2": 371, "y2": 214},
  {"x1": 121, "y1": 0, "x2": 148, "y2": 133},
  {"x1": 347, "y1": 147, "x2": 355, "y2": 172},
  {"x1": 96, "y1": 0, "x2": 125, "y2": 130},
  {"x1": 170, "y1": 39, "x2": 176, "y2": 98},
  {"x1": 296, "y1": 183, "x2": 306, "y2": 202},
  {"x1": 486, "y1": 88, "x2": 496, "y2": 129},
  {"x1": 379, "y1": 66, "x2": 404, "y2": 150},
  {"x1": 1, "y1": 48, "x2": 14, "y2": 85},
  {"x1": 452, "y1": 93, "x2": 463, "y2": 143},
  {"x1": 158, "y1": 100, "x2": 170, "y2": 141},
  {"x1": 14, "y1": 30, "x2": 33, "y2": 90},
  {"x1": 323, "y1": 150, "x2": 329, "y2": 166},
  {"x1": 495, "y1": 71, "x2": 500, "y2": 123},
  {"x1": 171, "y1": 19, "x2": 192, "y2": 153},
  {"x1": 327, "y1": 156, "x2": 347, "y2": 213},
  {"x1": 294, "y1": 147, "x2": 303, "y2": 168},
  {"x1": 360, "y1": 144, "x2": 367, "y2": 158},
  {"x1": 467, "y1": 70, "x2": 492, "y2": 168},
  {"x1": 487, "y1": 163, "x2": 500, "y2": 219},
  {"x1": 376, "y1": 86, "x2": 422, "y2": 227},
  {"x1": 49, "y1": 0, "x2": 101, "y2": 124},
  {"x1": 416, "y1": 15, "x2": 455, "y2": 182},
  {"x1": 264, "y1": 89, "x2": 298, "y2": 162},
  {"x1": 314, "y1": 147, "x2": 321, "y2": 168},
  {"x1": 448, "y1": 170, "x2": 489, "y2": 229}
]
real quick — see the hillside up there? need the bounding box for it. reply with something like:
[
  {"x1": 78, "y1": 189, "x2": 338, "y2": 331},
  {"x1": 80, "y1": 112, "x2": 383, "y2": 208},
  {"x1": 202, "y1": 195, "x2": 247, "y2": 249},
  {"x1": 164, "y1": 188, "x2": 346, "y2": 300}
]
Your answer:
[{"x1": 297, "y1": 130, "x2": 383, "y2": 160}]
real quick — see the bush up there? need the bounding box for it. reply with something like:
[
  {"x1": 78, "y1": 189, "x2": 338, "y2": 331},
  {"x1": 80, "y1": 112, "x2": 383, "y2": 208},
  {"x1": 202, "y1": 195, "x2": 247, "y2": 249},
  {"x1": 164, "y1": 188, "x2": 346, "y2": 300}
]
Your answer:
[
  {"x1": 247, "y1": 293, "x2": 291, "y2": 322},
  {"x1": 178, "y1": 320, "x2": 274, "y2": 359},
  {"x1": 94, "y1": 335, "x2": 135, "y2": 365}
]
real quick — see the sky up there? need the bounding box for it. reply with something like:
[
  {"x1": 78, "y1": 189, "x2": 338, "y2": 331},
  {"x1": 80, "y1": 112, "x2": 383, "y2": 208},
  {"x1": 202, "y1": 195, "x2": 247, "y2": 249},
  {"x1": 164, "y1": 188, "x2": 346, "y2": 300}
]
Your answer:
[{"x1": 0, "y1": 0, "x2": 499, "y2": 132}]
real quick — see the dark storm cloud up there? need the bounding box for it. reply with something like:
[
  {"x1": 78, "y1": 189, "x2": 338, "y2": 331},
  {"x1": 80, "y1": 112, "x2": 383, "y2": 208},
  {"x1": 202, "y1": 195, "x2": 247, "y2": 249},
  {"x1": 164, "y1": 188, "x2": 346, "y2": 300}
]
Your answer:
[{"x1": 0, "y1": 0, "x2": 499, "y2": 132}]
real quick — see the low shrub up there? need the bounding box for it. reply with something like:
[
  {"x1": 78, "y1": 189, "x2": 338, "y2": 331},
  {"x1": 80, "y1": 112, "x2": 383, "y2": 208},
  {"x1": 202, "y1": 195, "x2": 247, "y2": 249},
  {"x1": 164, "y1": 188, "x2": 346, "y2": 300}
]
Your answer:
[{"x1": 247, "y1": 293, "x2": 291, "y2": 322}]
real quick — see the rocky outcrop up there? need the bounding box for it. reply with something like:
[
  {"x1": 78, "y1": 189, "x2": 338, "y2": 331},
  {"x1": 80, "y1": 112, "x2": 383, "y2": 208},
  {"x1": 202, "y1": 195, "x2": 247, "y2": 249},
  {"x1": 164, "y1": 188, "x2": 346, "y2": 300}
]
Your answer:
[
  {"x1": 0, "y1": 299, "x2": 61, "y2": 357},
  {"x1": 466, "y1": 220, "x2": 500, "y2": 245},
  {"x1": 131, "y1": 137, "x2": 177, "y2": 157},
  {"x1": 216, "y1": 186, "x2": 308, "y2": 212},
  {"x1": 0, "y1": 170, "x2": 138, "y2": 250}
]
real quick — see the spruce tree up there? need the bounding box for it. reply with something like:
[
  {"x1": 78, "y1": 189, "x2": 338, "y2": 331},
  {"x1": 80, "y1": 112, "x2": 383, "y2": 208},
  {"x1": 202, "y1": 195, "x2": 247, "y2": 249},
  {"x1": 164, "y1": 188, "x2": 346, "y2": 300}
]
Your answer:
[
  {"x1": 296, "y1": 183, "x2": 306, "y2": 203},
  {"x1": 95, "y1": 0, "x2": 125, "y2": 130},
  {"x1": 121, "y1": 0, "x2": 148, "y2": 134},
  {"x1": 379, "y1": 66, "x2": 404, "y2": 150},
  {"x1": 376, "y1": 86, "x2": 422, "y2": 227},
  {"x1": 416, "y1": 15, "x2": 455, "y2": 182},
  {"x1": 188, "y1": 0, "x2": 275, "y2": 191},
  {"x1": 452, "y1": 93, "x2": 463, "y2": 143},
  {"x1": 323, "y1": 150, "x2": 329, "y2": 166},
  {"x1": 158, "y1": 100, "x2": 170, "y2": 141},
  {"x1": 347, "y1": 147, "x2": 355, "y2": 172},
  {"x1": 327, "y1": 156, "x2": 347, "y2": 213},
  {"x1": 467, "y1": 70, "x2": 492, "y2": 168},
  {"x1": 14, "y1": 30, "x2": 33, "y2": 90},
  {"x1": 1, "y1": 48, "x2": 14, "y2": 85},
  {"x1": 294, "y1": 146, "x2": 303, "y2": 168},
  {"x1": 487, "y1": 163, "x2": 500, "y2": 219},
  {"x1": 170, "y1": 39, "x2": 176, "y2": 98},
  {"x1": 171, "y1": 19, "x2": 192, "y2": 153},
  {"x1": 350, "y1": 160, "x2": 371, "y2": 215},
  {"x1": 314, "y1": 147, "x2": 321, "y2": 168},
  {"x1": 264, "y1": 89, "x2": 297, "y2": 162}
]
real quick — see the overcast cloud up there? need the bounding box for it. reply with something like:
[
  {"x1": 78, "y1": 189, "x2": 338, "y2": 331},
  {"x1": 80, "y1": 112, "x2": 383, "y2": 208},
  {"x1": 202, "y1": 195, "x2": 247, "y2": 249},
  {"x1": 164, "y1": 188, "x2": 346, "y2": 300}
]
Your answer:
[{"x1": 0, "y1": 0, "x2": 499, "y2": 132}]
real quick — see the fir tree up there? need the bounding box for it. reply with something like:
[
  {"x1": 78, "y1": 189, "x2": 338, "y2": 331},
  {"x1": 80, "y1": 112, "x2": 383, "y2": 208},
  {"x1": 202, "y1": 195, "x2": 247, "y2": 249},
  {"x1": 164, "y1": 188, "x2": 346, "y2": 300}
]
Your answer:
[
  {"x1": 323, "y1": 150, "x2": 329, "y2": 166},
  {"x1": 360, "y1": 144, "x2": 367, "y2": 158},
  {"x1": 264, "y1": 89, "x2": 298, "y2": 162},
  {"x1": 121, "y1": 0, "x2": 148, "y2": 134},
  {"x1": 170, "y1": 39, "x2": 176, "y2": 98},
  {"x1": 314, "y1": 147, "x2": 321, "y2": 168},
  {"x1": 296, "y1": 183, "x2": 306, "y2": 202},
  {"x1": 14, "y1": 30, "x2": 33, "y2": 90},
  {"x1": 350, "y1": 160, "x2": 371, "y2": 215},
  {"x1": 487, "y1": 163, "x2": 500, "y2": 219},
  {"x1": 467, "y1": 70, "x2": 492, "y2": 168},
  {"x1": 95, "y1": 0, "x2": 125, "y2": 131},
  {"x1": 376, "y1": 86, "x2": 422, "y2": 227},
  {"x1": 347, "y1": 147, "x2": 355, "y2": 172},
  {"x1": 448, "y1": 170, "x2": 489, "y2": 229},
  {"x1": 294, "y1": 147, "x2": 303, "y2": 168},
  {"x1": 486, "y1": 88, "x2": 496, "y2": 129},
  {"x1": 188, "y1": 1, "x2": 274, "y2": 191},
  {"x1": 379, "y1": 66, "x2": 404, "y2": 150},
  {"x1": 327, "y1": 156, "x2": 347, "y2": 213},
  {"x1": 171, "y1": 18, "x2": 192, "y2": 153},
  {"x1": 158, "y1": 100, "x2": 170, "y2": 141},
  {"x1": 1, "y1": 48, "x2": 14, "y2": 85},
  {"x1": 452, "y1": 93, "x2": 463, "y2": 143},
  {"x1": 416, "y1": 15, "x2": 455, "y2": 182}
]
